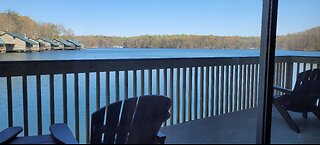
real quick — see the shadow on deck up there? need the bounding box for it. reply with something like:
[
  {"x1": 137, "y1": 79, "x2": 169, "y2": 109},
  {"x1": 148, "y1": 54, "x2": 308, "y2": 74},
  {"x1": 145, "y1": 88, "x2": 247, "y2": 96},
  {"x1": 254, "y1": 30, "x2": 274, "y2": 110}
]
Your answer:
[{"x1": 161, "y1": 108, "x2": 320, "y2": 144}]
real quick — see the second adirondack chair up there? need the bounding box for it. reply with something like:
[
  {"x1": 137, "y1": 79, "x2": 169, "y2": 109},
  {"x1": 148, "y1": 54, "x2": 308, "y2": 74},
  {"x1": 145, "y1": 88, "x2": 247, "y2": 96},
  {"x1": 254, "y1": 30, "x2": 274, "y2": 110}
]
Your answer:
[{"x1": 273, "y1": 69, "x2": 320, "y2": 133}]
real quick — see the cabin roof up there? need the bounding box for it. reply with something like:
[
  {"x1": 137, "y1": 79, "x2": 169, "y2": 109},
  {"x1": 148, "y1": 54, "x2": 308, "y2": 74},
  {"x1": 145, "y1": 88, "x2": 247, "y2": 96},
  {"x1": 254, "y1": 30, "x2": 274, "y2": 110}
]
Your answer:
[
  {"x1": 67, "y1": 39, "x2": 83, "y2": 47},
  {"x1": 38, "y1": 38, "x2": 59, "y2": 46},
  {"x1": 55, "y1": 39, "x2": 73, "y2": 47},
  {"x1": 28, "y1": 38, "x2": 40, "y2": 44},
  {"x1": 6, "y1": 32, "x2": 38, "y2": 45},
  {"x1": 0, "y1": 38, "x2": 4, "y2": 45}
]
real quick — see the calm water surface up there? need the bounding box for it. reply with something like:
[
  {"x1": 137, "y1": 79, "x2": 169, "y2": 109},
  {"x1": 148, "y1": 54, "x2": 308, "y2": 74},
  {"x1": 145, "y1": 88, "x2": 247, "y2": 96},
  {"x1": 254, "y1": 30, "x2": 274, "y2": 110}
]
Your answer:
[{"x1": 1, "y1": 48, "x2": 320, "y2": 61}]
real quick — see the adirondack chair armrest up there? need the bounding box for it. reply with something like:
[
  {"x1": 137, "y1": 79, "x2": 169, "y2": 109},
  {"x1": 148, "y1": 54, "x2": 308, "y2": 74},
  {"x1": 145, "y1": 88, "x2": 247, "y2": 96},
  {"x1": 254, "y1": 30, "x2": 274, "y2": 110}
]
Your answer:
[
  {"x1": 273, "y1": 85, "x2": 293, "y2": 94},
  {"x1": 0, "y1": 126, "x2": 23, "y2": 144},
  {"x1": 49, "y1": 123, "x2": 78, "y2": 144},
  {"x1": 155, "y1": 131, "x2": 167, "y2": 144}
]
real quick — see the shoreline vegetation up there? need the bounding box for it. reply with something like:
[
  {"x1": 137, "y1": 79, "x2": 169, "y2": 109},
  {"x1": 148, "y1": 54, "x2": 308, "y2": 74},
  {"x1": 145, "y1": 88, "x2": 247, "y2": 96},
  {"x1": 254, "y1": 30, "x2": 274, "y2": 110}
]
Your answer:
[
  {"x1": 1, "y1": 10, "x2": 319, "y2": 52},
  {"x1": 75, "y1": 26, "x2": 320, "y2": 51}
]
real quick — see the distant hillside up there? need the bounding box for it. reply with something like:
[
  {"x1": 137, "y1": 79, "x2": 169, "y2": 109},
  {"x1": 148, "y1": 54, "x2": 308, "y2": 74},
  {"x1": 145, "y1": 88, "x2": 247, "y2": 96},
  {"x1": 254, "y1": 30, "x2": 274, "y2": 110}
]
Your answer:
[
  {"x1": 277, "y1": 26, "x2": 320, "y2": 51},
  {"x1": 1, "y1": 10, "x2": 319, "y2": 51},
  {"x1": 74, "y1": 35, "x2": 260, "y2": 49},
  {"x1": 76, "y1": 26, "x2": 320, "y2": 51}
]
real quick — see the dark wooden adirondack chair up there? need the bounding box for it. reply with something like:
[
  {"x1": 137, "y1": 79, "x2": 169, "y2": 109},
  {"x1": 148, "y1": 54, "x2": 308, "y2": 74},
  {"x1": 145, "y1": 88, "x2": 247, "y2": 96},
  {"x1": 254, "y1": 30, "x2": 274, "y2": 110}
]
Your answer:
[
  {"x1": 50, "y1": 95, "x2": 172, "y2": 144},
  {"x1": 0, "y1": 127, "x2": 23, "y2": 144},
  {"x1": 273, "y1": 69, "x2": 320, "y2": 133},
  {"x1": 0, "y1": 125, "x2": 76, "y2": 144}
]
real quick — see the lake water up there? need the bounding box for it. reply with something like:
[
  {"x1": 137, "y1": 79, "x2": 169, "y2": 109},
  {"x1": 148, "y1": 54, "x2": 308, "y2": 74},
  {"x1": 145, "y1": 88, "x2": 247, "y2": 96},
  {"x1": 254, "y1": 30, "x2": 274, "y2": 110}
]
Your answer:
[
  {"x1": 0, "y1": 48, "x2": 320, "y2": 142},
  {"x1": 1, "y1": 48, "x2": 320, "y2": 61}
]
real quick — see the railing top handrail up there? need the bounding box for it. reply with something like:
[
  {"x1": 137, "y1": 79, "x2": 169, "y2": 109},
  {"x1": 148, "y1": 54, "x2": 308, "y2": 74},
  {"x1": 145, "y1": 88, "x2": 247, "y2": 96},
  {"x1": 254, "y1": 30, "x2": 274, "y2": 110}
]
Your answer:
[
  {"x1": 2, "y1": 55, "x2": 318, "y2": 64},
  {"x1": 286, "y1": 56, "x2": 320, "y2": 63},
  {"x1": 0, "y1": 56, "x2": 262, "y2": 63},
  {"x1": 0, "y1": 55, "x2": 318, "y2": 77}
]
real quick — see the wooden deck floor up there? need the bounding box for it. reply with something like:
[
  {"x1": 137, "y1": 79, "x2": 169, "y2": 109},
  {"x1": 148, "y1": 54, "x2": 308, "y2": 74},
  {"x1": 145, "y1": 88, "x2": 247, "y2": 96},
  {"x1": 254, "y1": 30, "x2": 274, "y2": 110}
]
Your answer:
[{"x1": 161, "y1": 108, "x2": 320, "y2": 144}]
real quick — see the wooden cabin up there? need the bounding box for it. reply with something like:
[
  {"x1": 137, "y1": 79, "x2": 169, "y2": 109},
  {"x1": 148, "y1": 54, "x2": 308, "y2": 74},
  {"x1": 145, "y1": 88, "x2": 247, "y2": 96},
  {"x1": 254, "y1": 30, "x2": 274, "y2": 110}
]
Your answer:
[
  {"x1": 0, "y1": 38, "x2": 5, "y2": 53},
  {"x1": 28, "y1": 38, "x2": 41, "y2": 52},
  {"x1": 0, "y1": 32, "x2": 38, "y2": 53},
  {"x1": 52, "y1": 39, "x2": 64, "y2": 50},
  {"x1": 53, "y1": 39, "x2": 74, "y2": 50},
  {"x1": 37, "y1": 38, "x2": 59, "y2": 50},
  {"x1": 37, "y1": 38, "x2": 51, "y2": 51},
  {"x1": 0, "y1": 32, "x2": 19, "y2": 52},
  {"x1": 67, "y1": 39, "x2": 84, "y2": 49},
  {"x1": 37, "y1": 40, "x2": 49, "y2": 51}
]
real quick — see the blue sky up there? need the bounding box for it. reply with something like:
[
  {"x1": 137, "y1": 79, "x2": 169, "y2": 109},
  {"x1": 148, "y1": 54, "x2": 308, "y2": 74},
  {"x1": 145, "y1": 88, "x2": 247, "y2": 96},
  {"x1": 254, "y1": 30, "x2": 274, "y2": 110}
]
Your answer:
[{"x1": 0, "y1": 0, "x2": 319, "y2": 36}]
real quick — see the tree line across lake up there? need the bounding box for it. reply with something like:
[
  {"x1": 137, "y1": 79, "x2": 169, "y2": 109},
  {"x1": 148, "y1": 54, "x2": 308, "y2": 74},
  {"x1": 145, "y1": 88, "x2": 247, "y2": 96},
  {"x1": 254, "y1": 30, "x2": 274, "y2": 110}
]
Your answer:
[
  {"x1": 75, "y1": 27, "x2": 320, "y2": 51},
  {"x1": 1, "y1": 10, "x2": 319, "y2": 51}
]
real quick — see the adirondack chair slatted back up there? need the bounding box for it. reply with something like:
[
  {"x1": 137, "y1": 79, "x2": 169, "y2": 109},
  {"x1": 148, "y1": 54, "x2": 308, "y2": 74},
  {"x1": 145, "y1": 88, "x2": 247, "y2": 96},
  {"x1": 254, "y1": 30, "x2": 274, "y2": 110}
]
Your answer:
[
  {"x1": 291, "y1": 69, "x2": 320, "y2": 111},
  {"x1": 116, "y1": 97, "x2": 138, "y2": 144},
  {"x1": 90, "y1": 95, "x2": 172, "y2": 144},
  {"x1": 104, "y1": 101, "x2": 123, "y2": 144},
  {"x1": 304, "y1": 69, "x2": 320, "y2": 108},
  {"x1": 91, "y1": 106, "x2": 106, "y2": 144}
]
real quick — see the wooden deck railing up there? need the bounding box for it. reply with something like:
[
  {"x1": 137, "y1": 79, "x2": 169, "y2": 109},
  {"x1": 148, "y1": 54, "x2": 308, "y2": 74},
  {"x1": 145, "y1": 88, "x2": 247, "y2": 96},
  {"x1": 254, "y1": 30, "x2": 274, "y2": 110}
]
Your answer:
[
  {"x1": 0, "y1": 56, "x2": 319, "y2": 143},
  {"x1": 274, "y1": 56, "x2": 320, "y2": 94}
]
